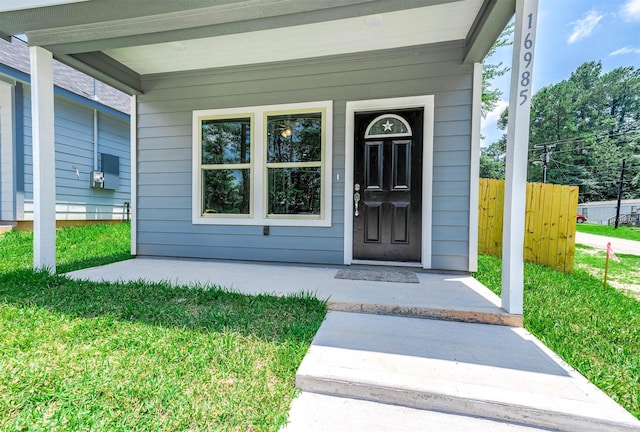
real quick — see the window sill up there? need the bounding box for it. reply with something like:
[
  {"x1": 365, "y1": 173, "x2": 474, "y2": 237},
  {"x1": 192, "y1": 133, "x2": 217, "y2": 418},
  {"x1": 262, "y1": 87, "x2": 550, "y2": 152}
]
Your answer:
[{"x1": 192, "y1": 215, "x2": 331, "y2": 227}]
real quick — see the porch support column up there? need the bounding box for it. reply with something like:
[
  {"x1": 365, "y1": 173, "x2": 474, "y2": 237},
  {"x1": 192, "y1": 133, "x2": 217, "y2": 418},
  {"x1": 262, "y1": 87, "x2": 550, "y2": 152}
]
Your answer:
[
  {"x1": 130, "y1": 94, "x2": 137, "y2": 255},
  {"x1": 502, "y1": 0, "x2": 538, "y2": 314},
  {"x1": 30, "y1": 46, "x2": 56, "y2": 273}
]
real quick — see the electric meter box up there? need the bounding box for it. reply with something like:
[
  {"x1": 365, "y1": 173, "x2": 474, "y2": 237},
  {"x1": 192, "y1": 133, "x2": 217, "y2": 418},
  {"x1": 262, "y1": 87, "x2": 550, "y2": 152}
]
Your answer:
[{"x1": 90, "y1": 171, "x2": 104, "y2": 189}]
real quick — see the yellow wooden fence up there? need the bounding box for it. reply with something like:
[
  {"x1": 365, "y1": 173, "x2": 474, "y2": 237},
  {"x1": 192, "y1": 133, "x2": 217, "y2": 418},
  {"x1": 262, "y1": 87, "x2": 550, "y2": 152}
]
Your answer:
[{"x1": 478, "y1": 178, "x2": 579, "y2": 273}]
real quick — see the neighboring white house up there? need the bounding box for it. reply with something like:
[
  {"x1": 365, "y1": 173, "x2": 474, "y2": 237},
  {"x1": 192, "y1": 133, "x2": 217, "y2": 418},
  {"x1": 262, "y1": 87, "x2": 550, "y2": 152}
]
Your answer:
[
  {"x1": 578, "y1": 199, "x2": 640, "y2": 225},
  {"x1": 0, "y1": 36, "x2": 130, "y2": 228}
]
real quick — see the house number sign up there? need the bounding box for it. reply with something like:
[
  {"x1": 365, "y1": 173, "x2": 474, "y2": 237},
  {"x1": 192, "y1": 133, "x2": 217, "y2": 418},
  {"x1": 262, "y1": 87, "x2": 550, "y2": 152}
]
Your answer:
[{"x1": 517, "y1": 4, "x2": 538, "y2": 106}]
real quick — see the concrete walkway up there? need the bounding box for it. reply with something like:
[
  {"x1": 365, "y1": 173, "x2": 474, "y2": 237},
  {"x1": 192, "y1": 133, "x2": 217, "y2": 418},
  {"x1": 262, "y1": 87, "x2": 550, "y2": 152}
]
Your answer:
[
  {"x1": 576, "y1": 231, "x2": 640, "y2": 255},
  {"x1": 66, "y1": 258, "x2": 640, "y2": 431}
]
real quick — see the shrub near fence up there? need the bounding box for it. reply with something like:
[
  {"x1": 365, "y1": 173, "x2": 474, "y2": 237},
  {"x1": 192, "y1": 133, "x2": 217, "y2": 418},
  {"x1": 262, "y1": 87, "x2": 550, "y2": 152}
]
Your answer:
[{"x1": 478, "y1": 178, "x2": 579, "y2": 273}]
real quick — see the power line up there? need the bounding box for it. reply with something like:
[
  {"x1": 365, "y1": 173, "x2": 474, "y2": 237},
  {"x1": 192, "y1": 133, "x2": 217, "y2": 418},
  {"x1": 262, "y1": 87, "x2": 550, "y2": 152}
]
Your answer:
[{"x1": 527, "y1": 125, "x2": 640, "y2": 152}]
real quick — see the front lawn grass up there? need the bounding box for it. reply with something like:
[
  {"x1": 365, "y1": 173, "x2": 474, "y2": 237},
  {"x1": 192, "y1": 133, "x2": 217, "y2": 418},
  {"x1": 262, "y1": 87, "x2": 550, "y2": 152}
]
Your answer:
[
  {"x1": 0, "y1": 222, "x2": 132, "y2": 273},
  {"x1": 0, "y1": 223, "x2": 327, "y2": 430},
  {"x1": 475, "y1": 254, "x2": 640, "y2": 419},
  {"x1": 576, "y1": 223, "x2": 640, "y2": 242}
]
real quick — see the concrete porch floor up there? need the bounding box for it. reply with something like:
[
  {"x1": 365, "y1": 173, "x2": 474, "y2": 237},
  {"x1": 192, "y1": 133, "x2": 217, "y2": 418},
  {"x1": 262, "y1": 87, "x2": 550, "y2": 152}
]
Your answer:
[{"x1": 67, "y1": 256, "x2": 521, "y2": 326}]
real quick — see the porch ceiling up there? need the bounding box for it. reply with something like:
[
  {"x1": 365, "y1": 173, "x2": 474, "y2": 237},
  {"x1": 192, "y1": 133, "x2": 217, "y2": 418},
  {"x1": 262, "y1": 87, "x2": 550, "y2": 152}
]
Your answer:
[{"x1": 0, "y1": 0, "x2": 515, "y2": 94}]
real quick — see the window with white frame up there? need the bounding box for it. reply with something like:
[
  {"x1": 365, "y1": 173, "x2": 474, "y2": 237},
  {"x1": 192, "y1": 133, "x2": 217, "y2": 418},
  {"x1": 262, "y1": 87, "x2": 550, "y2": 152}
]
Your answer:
[
  {"x1": 200, "y1": 115, "x2": 253, "y2": 216},
  {"x1": 193, "y1": 101, "x2": 332, "y2": 226}
]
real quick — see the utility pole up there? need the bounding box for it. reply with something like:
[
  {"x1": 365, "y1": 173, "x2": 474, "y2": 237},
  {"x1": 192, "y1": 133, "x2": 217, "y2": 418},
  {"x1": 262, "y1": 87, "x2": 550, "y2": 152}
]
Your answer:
[
  {"x1": 614, "y1": 158, "x2": 626, "y2": 229},
  {"x1": 533, "y1": 143, "x2": 555, "y2": 183}
]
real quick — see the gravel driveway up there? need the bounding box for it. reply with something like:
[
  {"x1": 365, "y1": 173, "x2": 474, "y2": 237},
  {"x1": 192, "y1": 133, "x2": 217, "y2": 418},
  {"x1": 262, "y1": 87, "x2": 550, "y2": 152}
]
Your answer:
[{"x1": 575, "y1": 232, "x2": 640, "y2": 256}]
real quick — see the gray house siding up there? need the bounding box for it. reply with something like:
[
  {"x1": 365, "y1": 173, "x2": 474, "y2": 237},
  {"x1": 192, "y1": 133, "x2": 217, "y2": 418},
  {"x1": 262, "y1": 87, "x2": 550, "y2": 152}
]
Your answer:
[
  {"x1": 22, "y1": 86, "x2": 131, "y2": 221},
  {"x1": 136, "y1": 42, "x2": 474, "y2": 271}
]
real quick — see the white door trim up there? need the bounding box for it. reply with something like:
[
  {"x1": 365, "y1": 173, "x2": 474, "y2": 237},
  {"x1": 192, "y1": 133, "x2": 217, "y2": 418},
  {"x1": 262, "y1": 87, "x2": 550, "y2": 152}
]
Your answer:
[
  {"x1": 343, "y1": 95, "x2": 434, "y2": 269},
  {"x1": 468, "y1": 63, "x2": 482, "y2": 272}
]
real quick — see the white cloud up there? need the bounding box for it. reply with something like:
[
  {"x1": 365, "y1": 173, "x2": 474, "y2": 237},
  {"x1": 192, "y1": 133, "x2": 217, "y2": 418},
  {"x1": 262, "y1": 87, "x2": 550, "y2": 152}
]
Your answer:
[
  {"x1": 481, "y1": 99, "x2": 508, "y2": 145},
  {"x1": 621, "y1": 0, "x2": 640, "y2": 21},
  {"x1": 610, "y1": 46, "x2": 640, "y2": 56},
  {"x1": 567, "y1": 10, "x2": 604, "y2": 44},
  {"x1": 483, "y1": 100, "x2": 508, "y2": 126}
]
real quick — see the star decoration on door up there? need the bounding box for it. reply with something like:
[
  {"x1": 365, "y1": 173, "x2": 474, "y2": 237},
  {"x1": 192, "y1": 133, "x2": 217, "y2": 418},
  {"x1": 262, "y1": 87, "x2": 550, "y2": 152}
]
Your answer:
[{"x1": 364, "y1": 115, "x2": 411, "y2": 139}]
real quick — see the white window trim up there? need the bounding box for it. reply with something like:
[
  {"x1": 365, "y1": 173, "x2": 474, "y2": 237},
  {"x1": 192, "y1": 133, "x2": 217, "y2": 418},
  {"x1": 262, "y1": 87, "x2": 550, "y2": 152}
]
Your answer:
[{"x1": 192, "y1": 100, "x2": 332, "y2": 227}]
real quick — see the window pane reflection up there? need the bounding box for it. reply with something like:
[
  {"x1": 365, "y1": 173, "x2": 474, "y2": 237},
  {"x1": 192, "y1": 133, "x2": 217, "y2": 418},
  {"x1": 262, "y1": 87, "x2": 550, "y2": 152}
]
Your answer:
[
  {"x1": 266, "y1": 113, "x2": 321, "y2": 163},
  {"x1": 202, "y1": 118, "x2": 251, "y2": 165},
  {"x1": 202, "y1": 169, "x2": 250, "y2": 214},
  {"x1": 268, "y1": 167, "x2": 321, "y2": 215}
]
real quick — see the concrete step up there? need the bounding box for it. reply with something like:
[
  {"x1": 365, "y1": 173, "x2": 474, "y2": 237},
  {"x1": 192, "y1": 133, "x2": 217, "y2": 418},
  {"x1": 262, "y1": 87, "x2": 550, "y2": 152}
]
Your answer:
[
  {"x1": 282, "y1": 392, "x2": 553, "y2": 431},
  {"x1": 327, "y1": 300, "x2": 522, "y2": 326},
  {"x1": 296, "y1": 312, "x2": 640, "y2": 432}
]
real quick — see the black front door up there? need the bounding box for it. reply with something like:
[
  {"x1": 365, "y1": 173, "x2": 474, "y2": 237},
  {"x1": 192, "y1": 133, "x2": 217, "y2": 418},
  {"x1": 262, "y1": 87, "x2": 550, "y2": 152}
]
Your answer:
[{"x1": 353, "y1": 109, "x2": 423, "y2": 262}]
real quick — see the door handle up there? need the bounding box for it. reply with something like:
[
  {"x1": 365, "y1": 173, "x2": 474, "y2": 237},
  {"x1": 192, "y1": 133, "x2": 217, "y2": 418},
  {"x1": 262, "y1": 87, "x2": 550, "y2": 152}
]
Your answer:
[{"x1": 354, "y1": 183, "x2": 361, "y2": 217}]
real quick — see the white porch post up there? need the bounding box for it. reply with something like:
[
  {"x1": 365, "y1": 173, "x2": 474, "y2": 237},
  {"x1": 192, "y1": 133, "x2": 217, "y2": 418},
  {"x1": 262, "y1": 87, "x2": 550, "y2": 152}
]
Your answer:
[
  {"x1": 130, "y1": 94, "x2": 137, "y2": 255},
  {"x1": 502, "y1": 0, "x2": 538, "y2": 314},
  {"x1": 30, "y1": 46, "x2": 56, "y2": 273}
]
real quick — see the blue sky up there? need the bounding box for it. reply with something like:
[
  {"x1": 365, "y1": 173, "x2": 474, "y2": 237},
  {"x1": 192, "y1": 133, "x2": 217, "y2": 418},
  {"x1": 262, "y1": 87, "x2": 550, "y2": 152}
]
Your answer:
[{"x1": 481, "y1": 0, "x2": 640, "y2": 145}]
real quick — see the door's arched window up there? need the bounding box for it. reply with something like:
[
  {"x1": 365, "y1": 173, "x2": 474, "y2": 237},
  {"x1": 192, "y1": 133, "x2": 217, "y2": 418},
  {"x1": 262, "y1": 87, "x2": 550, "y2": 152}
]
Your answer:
[{"x1": 364, "y1": 114, "x2": 412, "y2": 138}]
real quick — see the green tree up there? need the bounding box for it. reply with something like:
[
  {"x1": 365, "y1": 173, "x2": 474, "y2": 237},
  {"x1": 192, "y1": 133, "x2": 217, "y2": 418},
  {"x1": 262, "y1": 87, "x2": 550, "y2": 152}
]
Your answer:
[
  {"x1": 482, "y1": 24, "x2": 514, "y2": 116},
  {"x1": 486, "y1": 61, "x2": 640, "y2": 201},
  {"x1": 479, "y1": 139, "x2": 506, "y2": 179},
  {"x1": 478, "y1": 24, "x2": 512, "y2": 180}
]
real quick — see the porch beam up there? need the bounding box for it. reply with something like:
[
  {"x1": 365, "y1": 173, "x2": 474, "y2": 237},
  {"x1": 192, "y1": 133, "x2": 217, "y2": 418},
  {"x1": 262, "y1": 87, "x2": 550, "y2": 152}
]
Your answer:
[
  {"x1": 463, "y1": 0, "x2": 515, "y2": 64},
  {"x1": 55, "y1": 52, "x2": 143, "y2": 95},
  {"x1": 30, "y1": 46, "x2": 56, "y2": 273},
  {"x1": 501, "y1": 0, "x2": 538, "y2": 314}
]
